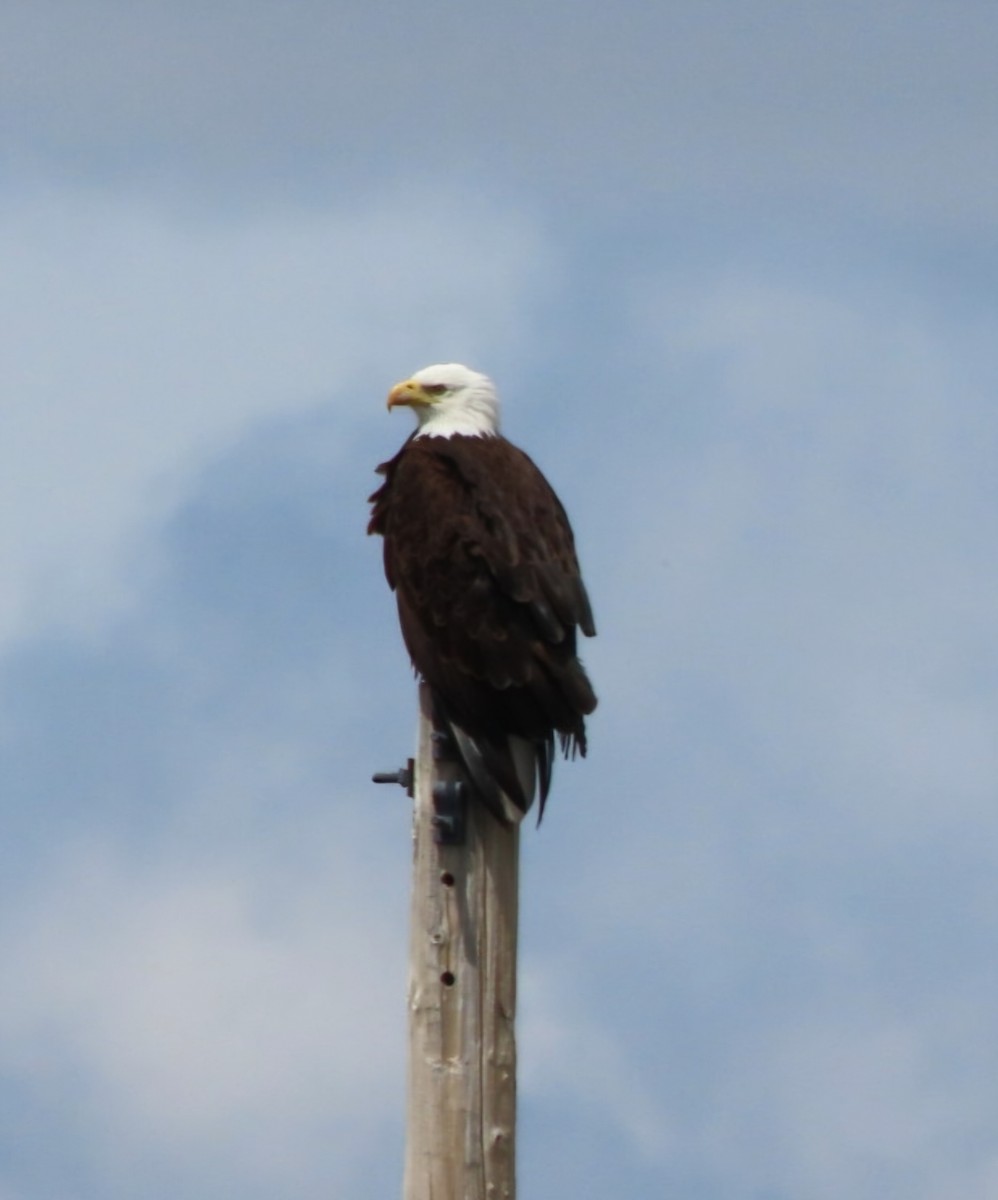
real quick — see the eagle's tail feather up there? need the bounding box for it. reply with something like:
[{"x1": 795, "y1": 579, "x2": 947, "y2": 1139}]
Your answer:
[
  {"x1": 447, "y1": 723, "x2": 527, "y2": 824},
  {"x1": 431, "y1": 693, "x2": 556, "y2": 825}
]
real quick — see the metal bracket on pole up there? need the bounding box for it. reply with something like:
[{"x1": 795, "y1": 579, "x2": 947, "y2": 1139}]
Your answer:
[
  {"x1": 429, "y1": 728, "x2": 469, "y2": 844},
  {"x1": 430, "y1": 778, "x2": 468, "y2": 845}
]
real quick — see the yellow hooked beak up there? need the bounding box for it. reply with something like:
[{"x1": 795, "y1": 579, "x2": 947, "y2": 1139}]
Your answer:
[{"x1": 386, "y1": 378, "x2": 433, "y2": 411}]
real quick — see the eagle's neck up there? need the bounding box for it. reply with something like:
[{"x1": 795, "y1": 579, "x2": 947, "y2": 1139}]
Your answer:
[{"x1": 413, "y1": 408, "x2": 500, "y2": 439}]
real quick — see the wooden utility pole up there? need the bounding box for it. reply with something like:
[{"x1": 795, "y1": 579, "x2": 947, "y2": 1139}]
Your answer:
[{"x1": 402, "y1": 683, "x2": 519, "y2": 1200}]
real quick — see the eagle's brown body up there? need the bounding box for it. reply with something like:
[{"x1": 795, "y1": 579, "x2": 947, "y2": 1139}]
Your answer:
[{"x1": 369, "y1": 431, "x2": 596, "y2": 821}]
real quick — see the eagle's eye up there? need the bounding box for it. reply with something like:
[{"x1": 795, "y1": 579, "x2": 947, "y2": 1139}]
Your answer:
[{"x1": 423, "y1": 383, "x2": 448, "y2": 396}]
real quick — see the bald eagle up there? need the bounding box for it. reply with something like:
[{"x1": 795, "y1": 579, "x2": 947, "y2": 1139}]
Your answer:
[{"x1": 368, "y1": 363, "x2": 596, "y2": 824}]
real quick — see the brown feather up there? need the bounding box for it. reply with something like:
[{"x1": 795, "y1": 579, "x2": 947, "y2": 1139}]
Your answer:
[{"x1": 369, "y1": 433, "x2": 596, "y2": 821}]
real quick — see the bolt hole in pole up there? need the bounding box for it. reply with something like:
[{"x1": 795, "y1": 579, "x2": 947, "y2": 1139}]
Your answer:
[{"x1": 440, "y1": 971, "x2": 456, "y2": 988}]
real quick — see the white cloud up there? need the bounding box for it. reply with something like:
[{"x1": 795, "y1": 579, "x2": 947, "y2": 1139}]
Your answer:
[
  {"x1": 520, "y1": 964, "x2": 674, "y2": 1162},
  {"x1": 508, "y1": 256, "x2": 998, "y2": 1198},
  {"x1": 0, "y1": 829, "x2": 407, "y2": 1194},
  {"x1": 703, "y1": 999, "x2": 998, "y2": 1200},
  {"x1": 0, "y1": 184, "x2": 553, "y2": 642},
  {"x1": 591, "y1": 266, "x2": 998, "y2": 835}
]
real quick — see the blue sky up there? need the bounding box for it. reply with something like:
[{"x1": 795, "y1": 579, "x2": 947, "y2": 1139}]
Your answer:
[{"x1": 2, "y1": 3, "x2": 998, "y2": 1197}]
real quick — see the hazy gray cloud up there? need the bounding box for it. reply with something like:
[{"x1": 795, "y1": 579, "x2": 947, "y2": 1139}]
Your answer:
[{"x1": 4, "y1": 2, "x2": 998, "y2": 230}]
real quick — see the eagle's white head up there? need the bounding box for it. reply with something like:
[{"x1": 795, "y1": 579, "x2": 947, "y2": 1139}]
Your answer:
[{"x1": 386, "y1": 363, "x2": 501, "y2": 438}]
